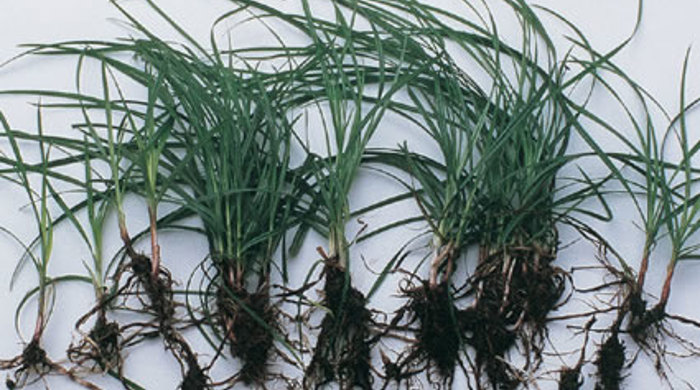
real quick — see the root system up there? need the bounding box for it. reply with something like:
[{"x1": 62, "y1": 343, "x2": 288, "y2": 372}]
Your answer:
[
  {"x1": 68, "y1": 310, "x2": 122, "y2": 372},
  {"x1": 557, "y1": 316, "x2": 594, "y2": 390},
  {"x1": 217, "y1": 284, "x2": 276, "y2": 385},
  {"x1": 128, "y1": 253, "x2": 176, "y2": 322},
  {"x1": 559, "y1": 367, "x2": 582, "y2": 390},
  {"x1": 628, "y1": 303, "x2": 665, "y2": 345},
  {"x1": 2, "y1": 340, "x2": 51, "y2": 388},
  {"x1": 2, "y1": 339, "x2": 100, "y2": 390},
  {"x1": 305, "y1": 259, "x2": 372, "y2": 390},
  {"x1": 463, "y1": 246, "x2": 565, "y2": 389},
  {"x1": 401, "y1": 280, "x2": 463, "y2": 381},
  {"x1": 594, "y1": 332, "x2": 625, "y2": 390},
  {"x1": 120, "y1": 252, "x2": 209, "y2": 389},
  {"x1": 181, "y1": 353, "x2": 208, "y2": 390},
  {"x1": 462, "y1": 298, "x2": 518, "y2": 390}
]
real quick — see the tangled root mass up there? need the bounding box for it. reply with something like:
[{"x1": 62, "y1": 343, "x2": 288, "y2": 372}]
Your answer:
[
  {"x1": 594, "y1": 332, "x2": 625, "y2": 390},
  {"x1": 68, "y1": 312, "x2": 121, "y2": 372},
  {"x1": 305, "y1": 261, "x2": 372, "y2": 389},
  {"x1": 124, "y1": 254, "x2": 209, "y2": 389},
  {"x1": 559, "y1": 367, "x2": 582, "y2": 390},
  {"x1": 462, "y1": 249, "x2": 565, "y2": 389},
  {"x1": 217, "y1": 284, "x2": 275, "y2": 385},
  {"x1": 403, "y1": 281, "x2": 463, "y2": 380}
]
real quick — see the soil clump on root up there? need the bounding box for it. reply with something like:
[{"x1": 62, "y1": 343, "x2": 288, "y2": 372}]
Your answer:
[
  {"x1": 557, "y1": 317, "x2": 594, "y2": 390},
  {"x1": 464, "y1": 248, "x2": 566, "y2": 389},
  {"x1": 558, "y1": 367, "x2": 582, "y2": 390},
  {"x1": 594, "y1": 332, "x2": 625, "y2": 390},
  {"x1": 68, "y1": 310, "x2": 122, "y2": 372},
  {"x1": 305, "y1": 258, "x2": 372, "y2": 390},
  {"x1": 181, "y1": 353, "x2": 209, "y2": 390},
  {"x1": 401, "y1": 280, "x2": 463, "y2": 382},
  {"x1": 216, "y1": 283, "x2": 276, "y2": 385},
  {"x1": 120, "y1": 253, "x2": 209, "y2": 389},
  {"x1": 127, "y1": 254, "x2": 176, "y2": 323},
  {"x1": 616, "y1": 287, "x2": 665, "y2": 347},
  {"x1": 628, "y1": 303, "x2": 665, "y2": 346},
  {"x1": 2, "y1": 340, "x2": 52, "y2": 388},
  {"x1": 2, "y1": 339, "x2": 100, "y2": 389},
  {"x1": 462, "y1": 293, "x2": 518, "y2": 390}
]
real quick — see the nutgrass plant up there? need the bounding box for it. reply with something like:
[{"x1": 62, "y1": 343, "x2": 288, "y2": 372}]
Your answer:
[
  {"x1": 1, "y1": 0, "x2": 700, "y2": 389},
  {"x1": 288, "y1": 9, "x2": 428, "y2": 389},
  {"x1": 84, "y1": 60, "x2": 211, "y2": 390},
  {"x1": 343, "y1": 3, "x2": 624, "y2": 389},
  {"x1": 0, "y1": 13, "x2": 212, "y2": 388},
  {"x1": 382, "y1": 71, "x2": 488, "y2": 385},
  {"x1": 571, "y1": 50, "x2": 700, "y2": 389},
  {"x1": 0, "y1": 112, "x2": 102, "y2": 389},
  {"x1": 1, "y1": 2, "x2": 327, "y2": 387},
  {"x1": 384, "y1": 48, "x2": 596, "y2": 390},
  {"x1": 53, "y1": 146, "x2": 123, "y2": 375},
  {"x1": 21, "y1": 4, "x2": 431, "y2": 388},
  {"x1": 144, "y1": 46, "x2": 303, "y2": 385},
  {"x1": 46, "y1": 136, "x2": 147, "y2": 390}
]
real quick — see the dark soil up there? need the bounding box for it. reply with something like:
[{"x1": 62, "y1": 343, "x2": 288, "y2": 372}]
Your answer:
[
  {"x1": 217, "y1": 285, "x2": 275, "y2": 385},
  {"x1": 3, "y1": 337, "x2": 102, "y2": 389},
  {"x1": 1, "y1": 339, "x2": 51, "y2": 389},
  {"x1": 627, "y1": 290, "x2": 646, "y2": 318},
  {"x1": 305, "y1": 259, "x2": 372, "y2": 390},
  {"x1": 20, "y1": 340, "x2": 49, "y2": 371},
  {"x1": 68, "y1": 311, "x2": 121, "y2": 371},
  {"x1": 558, "y1": 316, "x2": 594, "y2": 390},
  {"x1": 462, "y1": 301, "x2": 518, "y2": 390},
  {"x1": 594, "y1": 332, "x2": 625, "y2": 390},
  {"x1": 181, "y1": 354, "x2": 209, "y2": 390},
  {"x1": 559, "y1": 367, "x2": 582, "y2": 390},
  {"x1": 628, "y1": 304, "x2": 665, "y2": 345},
  {"x1": 402, "y1": 281, "x2": 463, "y2": 379},
  {"x1": 462, "y1": 248, "x2": 564, "y2": 390},
  {"x1": 589, "y1": 286, "x2": 645, "y2": 390},
  {"x1": 129, "y1": 254, "x2": 176, "y2": 323},
  {"x1": 489, "y1": 251, "x2": 565, "y2": 332}
]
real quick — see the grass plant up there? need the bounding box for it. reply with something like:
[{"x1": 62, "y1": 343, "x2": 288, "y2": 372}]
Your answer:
[
  {"x1": 151, "y1": 51, "x2": 302, "y2": 385},
  {"x1": 359, "y1": 2, "x2": 616, "y2": 388},
  {"x1": 1, "y1": 1, "x2": 699, "y2": 389},
  {"x1": 265, "y1": 3, "x2": 435, "y2": 388},
  {"x1": 0, "y1": 25, "x2": 209, "y2": 390},
  {"x1": 0, "y1": 111, "x2": 101, "y2": 389},
  {"x1": 588, "y1": 51, "x2": 700, "y2": 390}
]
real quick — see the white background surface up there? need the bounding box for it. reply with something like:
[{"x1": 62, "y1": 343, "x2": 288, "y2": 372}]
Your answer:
[{"x1": 1, "y1": 1, "x2": 700, "y2": 389}]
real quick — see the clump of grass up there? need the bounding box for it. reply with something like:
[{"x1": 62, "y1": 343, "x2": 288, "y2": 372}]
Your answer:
[
  {"x1": 281, "y1": 4, "x2": 425, "y2": 388},
  {"x1": 17, "y1": 2, "x2": 315, "y2": 386},
  {"x1": 98, "y1": 48, "x2": 209, "y2": 390},
  {"x1": 5, "y1": 16, "x2": 210, "y2": 387},
  {"x1": 298, "y1": 51, "x2": 383, "y2": 390},
  {"x1": 4, "y1": 1, "x2": 699, "y2": 389},
  {"x1": 68, "y1": 55, "x2": 210, "y2": 388},
  {"x1": 568, "y1": 46, "x2": 700, "y2": 388},
  {"x1": 0, "y1": 111, "x2": 100, "y2": 390},
  {"x1": 58, "y1": 151, "x2": 123, "y2": 374},
  {"x1": 366, "y1": 2, "x2": 615, "y2": 387},
  {"x1": 155, "y1": 52, "x2": 302, "y2": 385},
  {"x1": 1, "y1": 0, "x2": 312, "y2": 386},
  {"x1": 376, "y1": 68, "x2": 486, "y2": 385},
  {"x1": 631, "y1": 53, "x2": 700, "y2": 332},
  {"x1": 622, "y1": 51, "x2": 700, "y2": 378}
]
